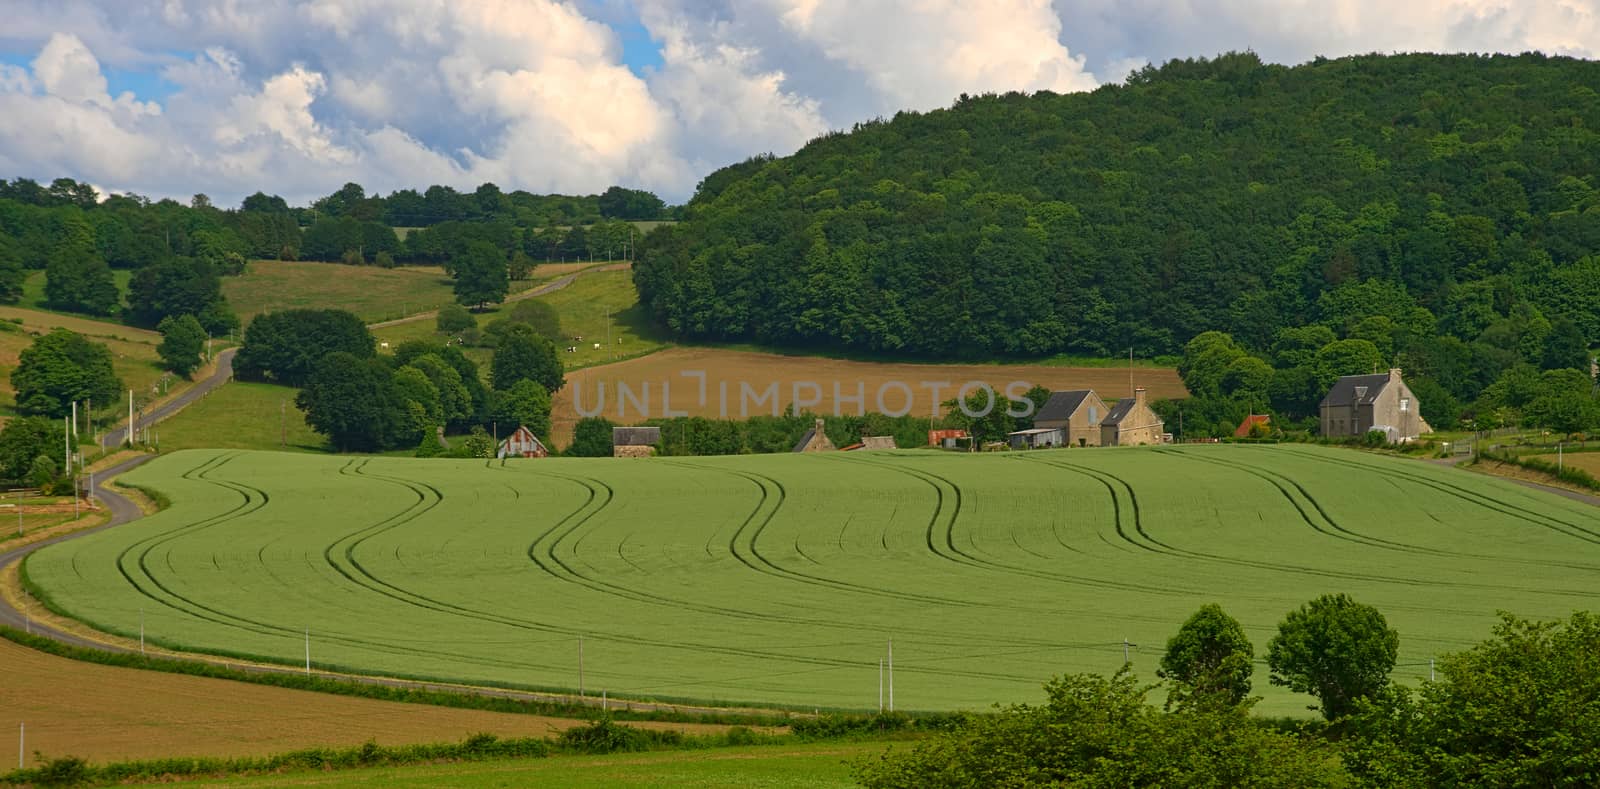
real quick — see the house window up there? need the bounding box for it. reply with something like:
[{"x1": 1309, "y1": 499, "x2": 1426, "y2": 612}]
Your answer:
[
  {"x1": 1400, "y1": 398, "x2": 1410, "y2": 413},
  {"x1": 1088, "y1": 406, "x2": 1098, "y2": 424}
]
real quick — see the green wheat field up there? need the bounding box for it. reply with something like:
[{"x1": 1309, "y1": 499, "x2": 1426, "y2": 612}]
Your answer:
[{"x1": 24, "y1": 445, "x2": 1600, "y2": 716}]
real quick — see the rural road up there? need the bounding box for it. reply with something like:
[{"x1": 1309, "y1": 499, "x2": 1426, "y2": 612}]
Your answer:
[
  {"x1": 99, "y1": 348, "x2": 237, "y2": 451},
  {"x1": 367, "y1": 262, "x2": 631, "y2": 330}
]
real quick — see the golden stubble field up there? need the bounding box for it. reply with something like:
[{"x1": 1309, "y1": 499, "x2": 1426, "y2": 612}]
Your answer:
[
  {"x1": 0, "y1": 637, "x2": 735, "y2": 766},
  {"x1": 550, "y1": 347, "x2": 1186, "y2": 442}
]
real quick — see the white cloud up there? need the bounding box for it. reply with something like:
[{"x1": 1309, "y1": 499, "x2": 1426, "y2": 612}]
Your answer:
[{"x1": 1, "y1": 1, "x2": 1598, "y2": 205}]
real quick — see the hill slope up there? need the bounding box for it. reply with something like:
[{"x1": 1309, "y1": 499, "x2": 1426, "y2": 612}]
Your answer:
[{"x1": 636, "y1": 52, "x2": 1600, "y2": 365}]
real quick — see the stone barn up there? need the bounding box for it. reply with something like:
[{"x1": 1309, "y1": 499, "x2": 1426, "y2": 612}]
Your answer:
[{"x1": 612, "y1": 426, "x2": 662, "y2": 458}]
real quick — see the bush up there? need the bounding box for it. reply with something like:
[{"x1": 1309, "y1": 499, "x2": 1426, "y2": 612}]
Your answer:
[
  {"x1": 556, "y1": 716, "x2": 674, "y2": 754},
  {"x1": 437, "y1": 303, "x2": 477, "y2": 334}
]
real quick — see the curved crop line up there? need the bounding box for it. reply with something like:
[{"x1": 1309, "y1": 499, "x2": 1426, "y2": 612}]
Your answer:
[
  {"x1": 1026, "y1": 453, "x2": 1600, "y2": 600},
  {"x1": 1268, "y1": 444, "x2": 1600, "y2": 548},
  {"x1": 837, "y1": 454, "x2": 1206, "y2": 599},
  {"x1": 321, "y1": 461, "x2": 1045, "y2": 682}
]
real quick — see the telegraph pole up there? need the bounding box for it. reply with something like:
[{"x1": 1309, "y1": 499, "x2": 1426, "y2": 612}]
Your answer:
[
  {"x1": 578, "y1": 636, "x2": 585, "y2": 699},
  {"x1": 1123, "y1": 637, "x2": 1137, "y2": 665},
  {"x1": 887, "y1": 638, "x2": 894, "y2": 712}
]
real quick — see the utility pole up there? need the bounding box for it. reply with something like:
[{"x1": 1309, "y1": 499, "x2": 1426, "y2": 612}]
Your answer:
[
  {"x1": 304, "y1": 626, "x2": 311, "y2": 675},
  {"x1": 64, "y1": 416, "x2": 70, "y2": 476},
  {"x1": 140, "y1": 606, "x2": 145, "y2": 655},
  {"x1": 1123, "y1": 637, "x2": 1137, "y2": 665},
  {"x1": 887, "y1": 638, "x2": 894, "y2": 712},
  {"x1": 281, "y1": 401, "x2": 287, "y2": 447},
  {"x1": 128, "y1": 390, "x2": 135, "y2": 447},
  {"x1": 578, "y1": 636, "x2": 585, "y2": 699},
  {"x1": 878, "y1": 658, "x2": 884, "y2": 712}
]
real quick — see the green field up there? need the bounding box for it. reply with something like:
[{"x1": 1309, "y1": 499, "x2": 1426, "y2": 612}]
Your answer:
[
  {"x1": 19, "y1": 270, "x2": 135, "y2": 313},
  {"x1": 191, "y1": 741, "x2": 870, "y2": 788},
  {"x1": 223, "y1": 262, "x2": 459, "y2": 325},
  {"x1": 150, "y1": 382, "x2": 323, "y2": 453},
  {"x1": 0, "y1": 304, "x2": 178, "y2": 422},
  {"x1": 24, "y1": 445, "x2": 1600, "y2": 716}
]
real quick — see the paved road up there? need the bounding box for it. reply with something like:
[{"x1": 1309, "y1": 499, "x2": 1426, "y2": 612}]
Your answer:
[
  {"x1": 100, "y1": 348, "x2": 237, "y2": 451},
  {"x1": 0, "y1": 454, "x2": 154, "y2": 645},
  {"x1": 368, "y1": 262, "x2": 631, "y2": 329}
]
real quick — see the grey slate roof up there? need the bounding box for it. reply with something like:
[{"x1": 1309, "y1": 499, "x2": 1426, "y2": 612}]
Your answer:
[
  {"x1": 792, "y1": 428, "x2": 818, "y2": 453},
  {"x1": 1319, "y1": 374, "x2": 1391, "y2": 408},
  {"x1": 1101, "y1": 398, "x2": 1137, "y2": 426},
  {"x1": 1034, "y1": 390, "x2": 1093, "y2": 423},
  {"x1": 612, "y1": 426, "x2": 662, "y2": 446}
]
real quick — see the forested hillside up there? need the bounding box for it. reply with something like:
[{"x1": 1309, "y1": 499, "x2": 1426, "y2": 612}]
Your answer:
[{"x1": 635, "y1": 52, "x2": 1600, "y2": 426}]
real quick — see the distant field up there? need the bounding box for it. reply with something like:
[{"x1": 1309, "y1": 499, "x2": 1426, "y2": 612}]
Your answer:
[
  {"x1": 551, "y1": 346, "x2": 1186, "y2": 443},
  {"x1": 373, "y1": 266, "x2": 663, "y2": 375},
  {"x1": 0, "y1": 636, "x2": 715, "y2": 768},
  {"x1": 198, "y1": 741, "x2": 873, "y2": 788},
  {"x1": 224, "y1": 262, "x2": 459, "y2": 325},
  {"x1": 28, "y1": 445, "x2": 1598, "y2": 716},
  {"x1": 19, "y1": 270, "x2": 134, "y2": 314},
  {"x1": 0, "y1": 306, "x2": 172, "y2": 421},
  {"x1": 151, "y1": 381, "x2": 322, "y2": 453}
]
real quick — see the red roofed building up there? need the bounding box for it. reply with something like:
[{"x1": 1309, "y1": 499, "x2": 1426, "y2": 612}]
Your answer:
[{"x1": 1234, "y1": 415, "x2": 1272, "y2": 438}]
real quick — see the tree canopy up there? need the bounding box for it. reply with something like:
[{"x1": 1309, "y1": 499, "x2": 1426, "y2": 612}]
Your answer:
[
  {"x1": 157, "y1": 313, "x2": 208, "y2": 378},
  {"x1": 1268, "y1": 593, "x2": 1399, "y2": 721},
  {"x1": 234, "y1": 309, "x2": 375, "y2": 386},
  {"x1": 636, "y1": 52, "x2": 1600, "y2": 406}
]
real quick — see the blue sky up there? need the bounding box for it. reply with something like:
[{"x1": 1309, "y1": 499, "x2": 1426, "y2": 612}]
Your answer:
[{"x1": 1, "y1": 1, "x2": 1595, "y2": 205}]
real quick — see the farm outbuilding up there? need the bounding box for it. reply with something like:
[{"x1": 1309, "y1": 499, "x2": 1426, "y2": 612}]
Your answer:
[
  {"x1": 927, "y1": 429, "x2": 969, "y2": 448},
  {"x1": 613, "y1": 426, "x2": 662, "y2": 458},
  {"x1": 1007, "y1": 427, "x2": 1064, "y2": 449},
  {"x1": 1032, "y1": 389, "x2": 1109, "y2": 447},
  {"x1": 1234, "y1": 415, "x2": 1271, "y2": 438},
  {"x1": 1100, "y1": 388, "x2": 1166, "y2": 446},
  {"x1": 497, "y1": 426, "x2": 549, "y2": 459}
]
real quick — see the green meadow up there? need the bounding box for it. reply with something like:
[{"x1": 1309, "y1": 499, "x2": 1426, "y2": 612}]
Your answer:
[{"x1": 24, "y1": 444, "x2": 1600, "y2": 716}]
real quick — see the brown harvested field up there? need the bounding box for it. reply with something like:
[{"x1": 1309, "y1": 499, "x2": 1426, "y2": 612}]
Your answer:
[
  {"x1": 0, "y1": 638, "x2": 730, "y2": 767},
  {"x1": 551, "y1": 347, "x2": 1185, "y2": 442},
  {"x1": 1531, "y1": 452, "x2": 1600, "y2": 476}
]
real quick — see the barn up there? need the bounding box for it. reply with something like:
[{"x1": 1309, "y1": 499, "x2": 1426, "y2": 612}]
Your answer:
[
  {"x1": 613, "y1": 426, "x2": 662, "y2": 458},
  {"x1": 497, "y1": 426, "x2": 549, "y2": 458}
]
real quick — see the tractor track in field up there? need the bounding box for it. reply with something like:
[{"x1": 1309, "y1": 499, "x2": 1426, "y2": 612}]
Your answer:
[
  {"x1": 833, "y1": 454, "x2": 1211, "y2": 608},
  {"x1": 1266, "y1": 445, "x2": 1600, "y2": 548},
  {"x1": 1160, "y1": 447, "x2": 1600, "y2": 575},
  {"x1": 1024, "y1": 453, "x2": 1599, "y2": 603},
  {"x1": 304, "y1": 460, "x2": 1051, "y2": 683}
]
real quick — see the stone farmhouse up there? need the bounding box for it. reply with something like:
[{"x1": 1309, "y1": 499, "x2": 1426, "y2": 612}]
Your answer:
[
  {"x1": 1319, "y1": 368, "x2": 1430, "y2": 442},
  {"x1": 1100, "y1": 388, "x2": 1166, "y2": 446},
  {"x1": 1032, "y1": 389, "x2": 1111, "y2": 447}
]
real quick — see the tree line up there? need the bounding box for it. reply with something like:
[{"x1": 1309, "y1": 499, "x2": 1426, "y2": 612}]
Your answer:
[
  {"x1": 635, "y1": 52, "x2": 1600, "y2": 418},
  {"x1": 856, "y1": 600, "x2": 1600, "y2": 787}
]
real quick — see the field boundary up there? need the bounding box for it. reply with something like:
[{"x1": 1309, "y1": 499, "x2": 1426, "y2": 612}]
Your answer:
[{"x1": 367, "y1": 262, "x2": 629, "y2": 330}]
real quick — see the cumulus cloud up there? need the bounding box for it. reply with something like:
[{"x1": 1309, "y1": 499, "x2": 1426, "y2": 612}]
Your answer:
[{"x1": 1, "y1": 1, "x2": 1598, "y2": 205}]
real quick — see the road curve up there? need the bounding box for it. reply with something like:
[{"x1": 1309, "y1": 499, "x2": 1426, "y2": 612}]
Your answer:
[{"x1": 100, "y1": 348, "x2": 237, "y2": 451}]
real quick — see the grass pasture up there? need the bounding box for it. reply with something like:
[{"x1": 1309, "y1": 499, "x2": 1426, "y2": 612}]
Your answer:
[
  {"x1": 24, "y1": 445, "x2": 1600, "y2": 717},
  {"x1": 224, "y1": 262, "x2": 460, "y2": 325},
  {"x1": 149, "y1": 381, "x2": 323, "y2": 453},
  {"x1": 551, "y1": 347, "x2": 1186, "y2": 442},
  {"x1": 0, "y1": 305, "x2": 171, "y2": 420}
]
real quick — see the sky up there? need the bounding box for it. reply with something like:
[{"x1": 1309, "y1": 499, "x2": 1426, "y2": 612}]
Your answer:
[{"x1": 1, "y1": 1, "x2": 1597, "y2": 206}]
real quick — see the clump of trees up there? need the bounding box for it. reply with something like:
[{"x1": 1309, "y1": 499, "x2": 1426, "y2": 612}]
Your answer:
[
  {"x1": 234, "y1": 309, "x2": 375, "y2": 386},
  {"x1": 10, "y1": 329, "x2": 122, "y2": 418},
  {"x1": 157, "y1": 314, "x2": 207, "y2": 378}
]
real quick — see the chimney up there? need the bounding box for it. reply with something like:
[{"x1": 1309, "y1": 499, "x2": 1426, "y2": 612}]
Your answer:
[
  {"x1": 815, "y1": 417, "x2": 825, "y2": 432},
  {"x1": 1134, "y1": 387, "x2": 1146, "y2": 407},
  {"x1": 1389, "y1": 367, "x2": 1403, "y2": 384}
]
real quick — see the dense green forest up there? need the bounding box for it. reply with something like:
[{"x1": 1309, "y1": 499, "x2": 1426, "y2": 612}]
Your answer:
[{"x1": 635, "y1": 52, "x2": 1600, "y2": 428}]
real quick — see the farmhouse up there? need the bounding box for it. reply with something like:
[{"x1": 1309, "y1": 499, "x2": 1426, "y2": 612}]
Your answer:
[
  {"x1": 1100, "y1": 388, "x2": 1166, "y2": 446},
  {"x1": 793, "y1": 418, "x2": 836, "y2": 453},
  {"x1": 496, "y1": 425, "x2": 549, "y2": 458},
  {"x1": 1319, "y1": 368, "x2": 1431, "y2": 442},
  {"x1": 1032, "y1": 389, "x2": 1109, "y2": 447},
  {"x1": 613, "y1": 426, "x2": 661, "y2": 457},
  {"x1": 1007, "y1": 427, "x2": 1064, "y2": 449}
]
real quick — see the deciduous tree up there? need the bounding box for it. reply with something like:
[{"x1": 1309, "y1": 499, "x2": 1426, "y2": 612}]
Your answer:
[
  {"x1": 156, "y1": 314, "x2": 207, "y2": 378},
  {"x1": 1267, "y1": 593, "x2": 1398, "y2": 721}
]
